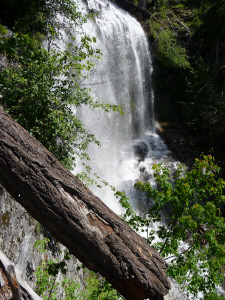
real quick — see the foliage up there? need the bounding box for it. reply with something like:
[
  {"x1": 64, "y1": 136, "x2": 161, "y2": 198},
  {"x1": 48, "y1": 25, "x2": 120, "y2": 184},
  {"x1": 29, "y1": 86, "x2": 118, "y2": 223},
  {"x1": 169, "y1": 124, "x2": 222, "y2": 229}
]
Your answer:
[
  {"x1": 182, "y1": 61, "x2": 225, "y2": 136},
  {"x1": 0, "y1": 0, "x2": 89, "y2": 35},
  {"x1": 0, "y1": 1, "x2": 122, "y2": 169},
  {"x1": 119, "y1": 155, "x2": 225, "y2": 299},
  {"x1": 79, "y1": 271, "x2": 122, "y2": 300},
  {"x1": 145, "y1": 0, "x2": 225, "y2": 156},
  {"x1": 192, "y1": 0, "x2": 225, "y2": 61},
  {"x1": 149, "y1": 12, "x2": 190, "y2": 69},
  {"x1": 0, "y1": 29, "x2": 94, "y2": 169},
  {"x1": 34, "y1": 238, "x2": 123, "y2": 299}
]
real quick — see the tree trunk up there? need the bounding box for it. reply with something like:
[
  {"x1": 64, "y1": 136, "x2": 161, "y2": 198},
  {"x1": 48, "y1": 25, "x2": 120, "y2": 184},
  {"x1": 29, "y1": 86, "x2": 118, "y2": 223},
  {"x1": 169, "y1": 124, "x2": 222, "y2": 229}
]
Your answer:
[
  {"x1": 0, "y1": 250, "x2": 42, "y2": 300},
  {"x1": 0, "y1": 107, "x2": 170, "y2": 300}
]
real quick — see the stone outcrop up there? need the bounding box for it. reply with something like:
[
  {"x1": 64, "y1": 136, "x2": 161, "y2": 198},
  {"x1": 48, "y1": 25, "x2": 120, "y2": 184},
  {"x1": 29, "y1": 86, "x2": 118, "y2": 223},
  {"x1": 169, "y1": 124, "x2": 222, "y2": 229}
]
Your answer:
[
  {"x1": 133, "y1": 141, "x2": 149, "y2": 161},
  {"x1": 156, "y1": 122, "x2": 201, "y2": 167}
]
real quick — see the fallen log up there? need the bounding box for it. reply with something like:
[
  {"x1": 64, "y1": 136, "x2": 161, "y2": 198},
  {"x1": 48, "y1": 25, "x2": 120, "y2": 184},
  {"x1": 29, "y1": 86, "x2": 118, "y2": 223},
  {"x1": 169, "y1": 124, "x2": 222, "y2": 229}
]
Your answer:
[{"x1": 0, "y1": 107, "x2": 170, "y2": 300}]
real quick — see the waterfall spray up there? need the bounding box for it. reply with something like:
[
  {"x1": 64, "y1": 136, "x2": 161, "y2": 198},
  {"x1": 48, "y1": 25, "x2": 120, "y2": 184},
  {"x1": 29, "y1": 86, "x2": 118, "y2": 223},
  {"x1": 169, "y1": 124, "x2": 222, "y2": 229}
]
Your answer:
[{"x1": 76, "y1": 0, "x2": 173, "y2": 214}]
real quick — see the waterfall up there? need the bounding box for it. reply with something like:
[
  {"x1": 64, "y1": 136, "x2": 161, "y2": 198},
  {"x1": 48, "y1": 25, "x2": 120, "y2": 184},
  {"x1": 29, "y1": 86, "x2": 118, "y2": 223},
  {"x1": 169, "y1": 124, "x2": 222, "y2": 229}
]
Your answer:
[
  {"x1": 76, "y1": 0, "x2": 174, "y2": 214},
  {"x1": 76, "y1": 3, "x2": 186, "y2": 298},
  {"x1": 0, "y1": 1, "x2": 185, "y2": 299}
]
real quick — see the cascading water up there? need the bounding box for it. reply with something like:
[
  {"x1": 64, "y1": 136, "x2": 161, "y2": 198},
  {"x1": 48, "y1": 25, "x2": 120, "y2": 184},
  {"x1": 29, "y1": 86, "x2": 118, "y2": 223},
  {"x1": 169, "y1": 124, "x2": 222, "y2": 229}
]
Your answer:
[
  {"x1": 0, "y1": 1, "x2": 185, "y2": 299},
  {"x1": 76, "y1": 0, "x2": 175, "y2": 215},
  {"x1": 76, "y1": 1, "x2": 186, "y2": 299}
]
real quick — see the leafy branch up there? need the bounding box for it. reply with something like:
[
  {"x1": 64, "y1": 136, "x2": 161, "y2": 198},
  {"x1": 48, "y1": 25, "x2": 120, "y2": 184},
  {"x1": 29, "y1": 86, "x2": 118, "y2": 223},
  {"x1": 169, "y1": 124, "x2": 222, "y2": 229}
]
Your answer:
[{"x1": 120, "y1": 155, "x2": 225, "y2": 299}]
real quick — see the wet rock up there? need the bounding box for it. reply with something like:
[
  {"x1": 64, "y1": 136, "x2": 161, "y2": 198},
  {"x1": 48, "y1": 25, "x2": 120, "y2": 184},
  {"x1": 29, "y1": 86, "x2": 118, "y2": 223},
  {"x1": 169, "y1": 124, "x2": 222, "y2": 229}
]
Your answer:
[
  {"x1": 139, "y1": 166, "x2": 151, "y2": 181},
  {"x1": 149, "y1": 140, "x2": 157, "y2": 151},
  {"x1": 139, "y1": 166, "x2": 146, "y2": 173},
  {"x1": 156, "y1": 123, "x2": 200, "y2": 166},
  {"x1": 133, "y1": 141, "x2": 148, "y2": 161},
  {"x1": 89, "y1": 8, "x2": 99, "y2": 14}
]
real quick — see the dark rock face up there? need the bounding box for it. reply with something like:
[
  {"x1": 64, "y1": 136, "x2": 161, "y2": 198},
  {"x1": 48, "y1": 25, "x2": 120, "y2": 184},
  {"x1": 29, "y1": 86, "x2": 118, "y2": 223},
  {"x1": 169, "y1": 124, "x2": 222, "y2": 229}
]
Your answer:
[
  {"x1": 114, "y1": 0, "x2": 150, "y2": 18},
  {"x1": 133, "y1": 141, "x2": 148, "y2": 161},
  {"x1": 156, "y1": 123, "x2": 201, "y2": 166},
  {"x1": 114, "y1": 0, "x2": 134, "y2": 11}
]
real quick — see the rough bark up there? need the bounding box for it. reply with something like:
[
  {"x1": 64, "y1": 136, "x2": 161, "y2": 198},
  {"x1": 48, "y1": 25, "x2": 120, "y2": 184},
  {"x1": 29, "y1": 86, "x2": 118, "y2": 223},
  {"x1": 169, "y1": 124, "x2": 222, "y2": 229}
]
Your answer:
[{"x1": 0, "y1": 107, "x2": 170, "y2": 300}]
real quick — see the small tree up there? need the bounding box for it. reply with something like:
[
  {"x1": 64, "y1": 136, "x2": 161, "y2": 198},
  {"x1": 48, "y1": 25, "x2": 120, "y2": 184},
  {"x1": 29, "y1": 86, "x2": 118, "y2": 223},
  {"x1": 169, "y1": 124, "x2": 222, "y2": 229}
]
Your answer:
[
  {"x1": 119, "y1": 155, "x2": 225, "y2": 299},
  {"x1": 34, "y1": 238, "x2": 123, "y2": 300},
  {"x1": 0, "y1": 1, "x2": 122, "y2": 169}
]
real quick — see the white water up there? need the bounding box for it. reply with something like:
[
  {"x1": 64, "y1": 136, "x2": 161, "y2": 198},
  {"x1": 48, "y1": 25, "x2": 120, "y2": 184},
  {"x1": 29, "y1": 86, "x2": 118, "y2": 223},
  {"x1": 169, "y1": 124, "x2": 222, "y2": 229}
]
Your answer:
[
  {"x1": 0, "y1": 1, "x2": 183, "y2": 298},
  {"x1": 74, "y1": 5, "x2": 225, "y2": 298},
  {"x1": 76, "y1": 3, "x2": 189, "y2": 299},
  {"x1": 76, "y1": 0, "x2": 175, "y2": 215}
]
